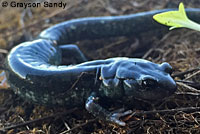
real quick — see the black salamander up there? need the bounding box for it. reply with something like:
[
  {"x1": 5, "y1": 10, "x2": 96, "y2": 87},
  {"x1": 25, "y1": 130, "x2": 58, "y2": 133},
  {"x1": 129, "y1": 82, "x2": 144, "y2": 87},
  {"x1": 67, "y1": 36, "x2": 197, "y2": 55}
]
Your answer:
[{"x1": 5, "y1": 8, "x2": 200, "y2": 126}]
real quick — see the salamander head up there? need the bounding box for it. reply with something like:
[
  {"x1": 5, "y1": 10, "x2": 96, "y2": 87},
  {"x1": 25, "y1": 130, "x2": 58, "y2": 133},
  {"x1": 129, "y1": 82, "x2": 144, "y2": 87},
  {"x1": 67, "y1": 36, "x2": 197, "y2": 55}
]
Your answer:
[{"x1": 101, "y1": 58, "x2": 176, "y2": 101}]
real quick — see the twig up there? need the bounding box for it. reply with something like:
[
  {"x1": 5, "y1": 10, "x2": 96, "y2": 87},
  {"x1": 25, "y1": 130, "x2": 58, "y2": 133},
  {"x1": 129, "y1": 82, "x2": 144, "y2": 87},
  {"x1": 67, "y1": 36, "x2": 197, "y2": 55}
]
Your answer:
[
  {"x1": 176, "y1": 82, "x2": 200, "y2": 93},
  {"x1": 185, "y1": 70, "x2": 200, "y2": 80},
  {"x1": 142, "y1": 48, "x2": 153, "y2": 59},
  {"x1": 96, "y1": 37, "x2": 129, "y2": 53},
  {"x1": 176, "y1": 91, "x2": 200, "y2": 96},
  {"x1": 172, "y1": 68, "x2": 200, "y2": 78},
  {"x1": 0, "y1": 49, "x2": 8, "y2": 54},
  {"x1": 175, "y1": 80, "x2": 200, "y2": 89},
  {"x1": 132, "y1": 107, "x2": 200, "y2": 116},
  {"x1": 0, "y1": 108, "x2": 77, "y2": 132},
  {"x1": 60, "y1": 118, "x2": 97, "y2": 134},
  {"x1": 142, "y1": 31, "x2": 172, "y2": 59}
]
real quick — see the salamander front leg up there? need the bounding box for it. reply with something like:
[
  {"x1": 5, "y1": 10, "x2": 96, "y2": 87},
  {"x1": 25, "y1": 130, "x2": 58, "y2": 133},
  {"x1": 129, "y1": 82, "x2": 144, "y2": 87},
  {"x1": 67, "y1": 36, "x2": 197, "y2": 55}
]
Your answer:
[
  {"x1": 85, "y1": 92, "x2": 132, "y2": 126},
  {"x1": 59, "y1": 44, "x2": 87, "y2": 63}
]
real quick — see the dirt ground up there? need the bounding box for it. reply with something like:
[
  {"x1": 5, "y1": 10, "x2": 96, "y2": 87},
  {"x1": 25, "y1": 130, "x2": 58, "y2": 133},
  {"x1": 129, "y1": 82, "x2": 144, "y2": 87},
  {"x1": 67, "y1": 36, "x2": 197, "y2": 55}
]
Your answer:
[{"x1": 1, "y1": 0, "x2": 200, "y2": 133}]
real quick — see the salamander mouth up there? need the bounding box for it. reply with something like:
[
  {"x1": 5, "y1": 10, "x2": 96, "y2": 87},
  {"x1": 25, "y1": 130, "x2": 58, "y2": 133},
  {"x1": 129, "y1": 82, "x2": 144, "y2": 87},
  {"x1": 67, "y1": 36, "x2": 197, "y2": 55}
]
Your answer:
[
  {"x1": 137, "y1": 86, "x2": 177, "y2": 101},
  {"x1": 123, "y1": 77, "x2": 177, "y2": 101},
  {"x1": 123, "y1": 81, "x2": 177, "y2": 101}
]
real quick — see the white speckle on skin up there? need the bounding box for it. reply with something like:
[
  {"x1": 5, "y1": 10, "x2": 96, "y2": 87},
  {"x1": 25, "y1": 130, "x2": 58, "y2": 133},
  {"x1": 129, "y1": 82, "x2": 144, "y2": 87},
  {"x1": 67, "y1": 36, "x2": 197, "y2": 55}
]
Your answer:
[
  {"x1": 56, "y1": 99, "x2": 63, "y2": 105},
  {"x1": 71, "y1": 94, "x2": 77, "y2": 98},
  {"x1": 70, "y1": 25, "x2": 76, "y2": 30},
  {"x1": 43, "y1": 97, "x2": 49, "y2": 101},
  {"x1": 17, "y1": 90, "x2": 21, "y2": 94},
  {"x1": 29, "y1": 91, "x2": 34, "y2": 96},
  {"x1": 43, "y1": 94, "x2": 49, "y2": 98},
  {"x1": 41, "y1": 98, "x2": 48, "y2": 103},
  {"x1": 83, "y1": 22, "x2": 88, "y2": 25},
  {"x1": 100, "y1": 20, "x2": 105, "y2": 24},
  {"x1": 24, "y1": 91, "x2": 38, "y2": 102},
  {"x1": 31, "y1": 96, "x2": 37, "y2": 102},
  {"x1": 25, "y1": 92, "x2": 31, "y2": 98}
]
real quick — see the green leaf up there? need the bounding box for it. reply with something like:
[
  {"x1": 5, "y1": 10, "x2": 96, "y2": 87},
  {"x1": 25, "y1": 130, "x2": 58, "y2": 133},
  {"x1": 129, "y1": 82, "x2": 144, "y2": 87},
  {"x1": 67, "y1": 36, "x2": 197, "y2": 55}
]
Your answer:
[{"x1": 153, "y1": 2, "x2": 200, "y2": 32}]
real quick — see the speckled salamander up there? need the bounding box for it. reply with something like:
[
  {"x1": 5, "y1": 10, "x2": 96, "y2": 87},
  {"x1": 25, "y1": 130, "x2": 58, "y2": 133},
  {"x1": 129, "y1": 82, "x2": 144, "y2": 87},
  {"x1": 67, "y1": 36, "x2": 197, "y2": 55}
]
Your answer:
[{"x1": 5, "y1": 8, "x2": 200, "y2": 126}]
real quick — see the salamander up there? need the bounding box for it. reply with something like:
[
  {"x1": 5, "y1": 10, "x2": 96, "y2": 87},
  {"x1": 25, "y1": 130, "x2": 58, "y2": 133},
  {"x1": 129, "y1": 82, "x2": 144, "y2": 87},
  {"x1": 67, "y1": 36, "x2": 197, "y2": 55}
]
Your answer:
[{"x1": 5, "y1": 8, "x2": 200, "y2": 126}]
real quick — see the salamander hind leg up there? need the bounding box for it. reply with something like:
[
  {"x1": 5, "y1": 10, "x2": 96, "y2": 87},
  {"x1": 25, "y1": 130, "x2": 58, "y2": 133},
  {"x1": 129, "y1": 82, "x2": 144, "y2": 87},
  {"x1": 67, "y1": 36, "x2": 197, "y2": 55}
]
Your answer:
[
  {"x1": 59, "y1": 44, "x2": 87, "y2": 64},
  {"x1": 85, "y1": 92, "x2": 132, "y2": 126}
]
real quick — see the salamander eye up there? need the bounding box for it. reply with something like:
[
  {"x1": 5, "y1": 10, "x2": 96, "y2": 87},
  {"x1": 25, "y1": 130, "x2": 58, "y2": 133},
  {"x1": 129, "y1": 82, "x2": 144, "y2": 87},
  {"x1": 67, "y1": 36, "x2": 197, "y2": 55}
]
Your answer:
[
  {"x1": 160, "y1": 62, "x2": 173, "y2": 74},
  {"x1": 141, "y1": 79, "x2": 157, "y2": 88}
]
